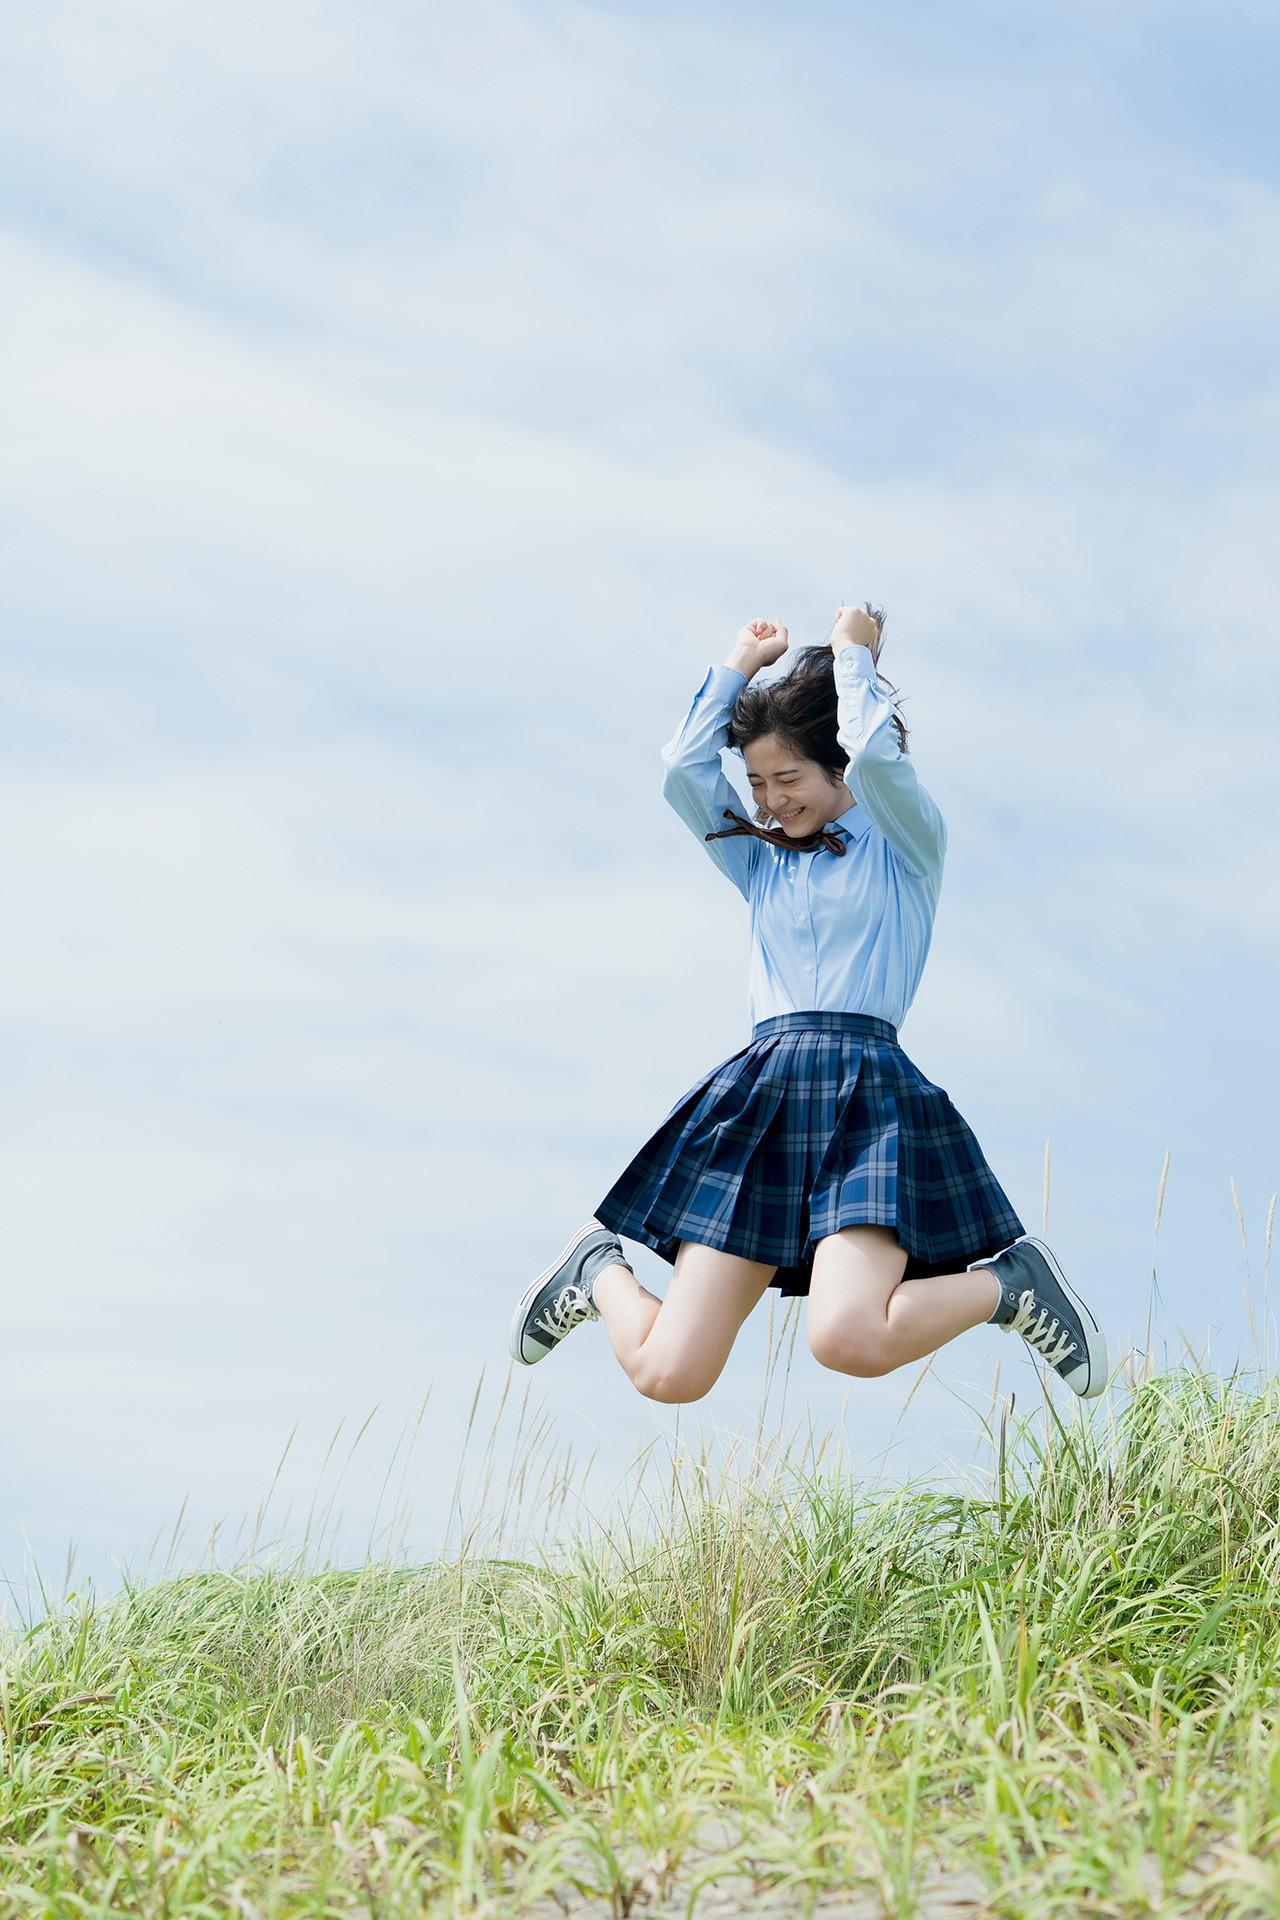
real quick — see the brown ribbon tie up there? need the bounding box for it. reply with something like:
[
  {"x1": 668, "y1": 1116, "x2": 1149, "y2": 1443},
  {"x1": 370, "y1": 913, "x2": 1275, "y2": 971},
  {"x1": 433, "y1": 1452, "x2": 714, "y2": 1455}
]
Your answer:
[{"x1": 704, "y1": 807, "x2": 848, "y2": 856}]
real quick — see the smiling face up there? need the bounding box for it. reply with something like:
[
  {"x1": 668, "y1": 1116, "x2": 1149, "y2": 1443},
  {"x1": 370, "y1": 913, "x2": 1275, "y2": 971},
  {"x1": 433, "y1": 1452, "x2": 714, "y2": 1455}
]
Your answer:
[{"x1": 742, "y1": 733, "x2": 855, "y2": 836}]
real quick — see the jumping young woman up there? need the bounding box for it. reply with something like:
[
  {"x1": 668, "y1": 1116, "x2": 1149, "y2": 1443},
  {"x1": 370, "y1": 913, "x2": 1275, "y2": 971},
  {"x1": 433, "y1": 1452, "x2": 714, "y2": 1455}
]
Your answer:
[{"x1": 509, "y1": 604, "x2": 1109, "y2": 1404}]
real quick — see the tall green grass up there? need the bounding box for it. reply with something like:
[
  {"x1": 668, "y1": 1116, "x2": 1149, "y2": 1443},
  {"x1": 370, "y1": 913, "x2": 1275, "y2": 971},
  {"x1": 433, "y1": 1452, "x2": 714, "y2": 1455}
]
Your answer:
[{"x1": 3, "y1": 1161, "x2": 1278, "y2": 1917}]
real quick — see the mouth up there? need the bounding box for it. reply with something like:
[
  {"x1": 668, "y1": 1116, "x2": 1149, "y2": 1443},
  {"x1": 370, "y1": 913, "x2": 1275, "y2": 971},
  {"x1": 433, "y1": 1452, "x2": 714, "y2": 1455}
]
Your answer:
[{"x1": 779, "y1": 808, "x2": 807, "y2": 823}]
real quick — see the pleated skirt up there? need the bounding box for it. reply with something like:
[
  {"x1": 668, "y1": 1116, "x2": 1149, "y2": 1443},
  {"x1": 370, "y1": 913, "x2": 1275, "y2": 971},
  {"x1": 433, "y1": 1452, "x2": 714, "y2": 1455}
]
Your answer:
[{"x1": 593, "y1": 1010, "x2": 1026, "y2": 1296}]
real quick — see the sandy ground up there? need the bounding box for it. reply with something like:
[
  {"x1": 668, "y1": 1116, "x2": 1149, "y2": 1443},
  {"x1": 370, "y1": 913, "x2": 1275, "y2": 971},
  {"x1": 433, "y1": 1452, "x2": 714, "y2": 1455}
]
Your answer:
[{"x1": 517, "y1": 1812, "x2": 994, "y2": 1917}]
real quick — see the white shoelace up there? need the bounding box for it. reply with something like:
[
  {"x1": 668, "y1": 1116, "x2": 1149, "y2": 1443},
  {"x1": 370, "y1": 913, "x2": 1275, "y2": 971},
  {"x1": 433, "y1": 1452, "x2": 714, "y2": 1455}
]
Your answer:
[
  {"x1": 532, "y1": 1283, "x2": 597, "y2": 1342},
  {"x1": 1004, "y1": 1287, "x2": 1076, "y2": 1368}
]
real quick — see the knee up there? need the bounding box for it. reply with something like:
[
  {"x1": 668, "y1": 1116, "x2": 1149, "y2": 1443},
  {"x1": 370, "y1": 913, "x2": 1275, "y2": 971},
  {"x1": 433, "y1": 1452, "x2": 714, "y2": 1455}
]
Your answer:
[
  {"x1": 631, "y1": 1360, "x2": 718, "y2": 1404},
  {"x1": 807, "y1": 1321, "x2": 896, "y2": 1377}
]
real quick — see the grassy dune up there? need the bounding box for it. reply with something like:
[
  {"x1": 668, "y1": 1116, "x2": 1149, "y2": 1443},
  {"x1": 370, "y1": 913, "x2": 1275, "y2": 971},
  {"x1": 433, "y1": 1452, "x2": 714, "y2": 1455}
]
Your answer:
[
  {"x1": 4, "y1": 1167, "x2": 1278, "y2": 1917},
  {"x1": 5, "y1": 1331, "x2": 1280, "y2": 1917}
]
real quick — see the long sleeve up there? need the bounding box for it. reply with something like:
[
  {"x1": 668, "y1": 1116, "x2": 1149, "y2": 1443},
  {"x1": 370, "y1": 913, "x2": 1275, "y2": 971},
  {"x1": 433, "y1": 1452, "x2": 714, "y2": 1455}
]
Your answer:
[
  {"x1": 659, "y1": 663, "x2": 762, "y2": 901},
  {"x1": 834, "y1": 643, "x2": 947, "y2": 878}
]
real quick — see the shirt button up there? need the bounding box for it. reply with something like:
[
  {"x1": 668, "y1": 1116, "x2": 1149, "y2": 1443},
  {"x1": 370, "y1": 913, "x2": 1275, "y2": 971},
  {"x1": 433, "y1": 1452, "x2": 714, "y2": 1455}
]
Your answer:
[{"x1": 803, "y1": 963, "x2": 813, "y2": 973}]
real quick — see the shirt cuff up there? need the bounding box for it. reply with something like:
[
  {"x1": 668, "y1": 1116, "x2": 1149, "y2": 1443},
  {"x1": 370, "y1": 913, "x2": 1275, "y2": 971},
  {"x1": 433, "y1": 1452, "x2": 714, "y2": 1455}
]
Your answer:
[
  {"x1": 833, "y1": 642, "x2": 877, "y2": 677},
  {"x1": 710, "y1": 662, "x2": 749, "y2": 687}
]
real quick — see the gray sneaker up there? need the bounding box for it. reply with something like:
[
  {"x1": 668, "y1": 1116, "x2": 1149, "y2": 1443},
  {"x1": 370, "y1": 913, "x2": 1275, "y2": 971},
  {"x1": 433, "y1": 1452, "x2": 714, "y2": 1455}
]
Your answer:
[
  {"x1": 971, "y1": 1235, "x2": 1109, "y2": 1399},
  {"x1": 509, "y1": 1218, "x2": 631, "y2": 1366}
]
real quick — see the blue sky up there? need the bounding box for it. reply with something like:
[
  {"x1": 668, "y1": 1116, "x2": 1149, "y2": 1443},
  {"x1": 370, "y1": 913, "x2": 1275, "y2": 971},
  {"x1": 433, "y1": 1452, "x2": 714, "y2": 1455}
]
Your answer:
[{"x1": 3, "y1": 0, "x2": 1278, "y2": 1604}]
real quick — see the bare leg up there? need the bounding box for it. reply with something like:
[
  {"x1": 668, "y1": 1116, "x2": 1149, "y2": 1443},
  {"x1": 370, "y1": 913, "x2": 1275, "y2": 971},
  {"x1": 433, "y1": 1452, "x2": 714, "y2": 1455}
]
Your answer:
[
  {"x1": 590, "y1": 1263, "x2": 666, "y2": 1355},
  {"x1": 807, "y1": 1224, "x2": 1002, "y2": 1376},
  {"x1": 592, "y1": 1241, "x2": 776, "y2": 1402}
]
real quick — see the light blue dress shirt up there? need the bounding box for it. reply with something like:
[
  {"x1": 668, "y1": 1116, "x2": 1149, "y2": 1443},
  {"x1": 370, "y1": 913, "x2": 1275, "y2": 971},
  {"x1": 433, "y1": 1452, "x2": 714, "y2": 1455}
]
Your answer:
[{"x1": 659, "y1": 642, "x2": 947, "y2": 1034}]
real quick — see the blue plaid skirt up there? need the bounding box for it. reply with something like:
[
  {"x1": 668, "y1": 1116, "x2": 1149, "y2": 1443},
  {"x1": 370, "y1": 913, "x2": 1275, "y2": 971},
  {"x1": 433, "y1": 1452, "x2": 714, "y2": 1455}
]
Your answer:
[{"x1": 594, "y1": 1010, "x2": 1026, "y2": 1296}]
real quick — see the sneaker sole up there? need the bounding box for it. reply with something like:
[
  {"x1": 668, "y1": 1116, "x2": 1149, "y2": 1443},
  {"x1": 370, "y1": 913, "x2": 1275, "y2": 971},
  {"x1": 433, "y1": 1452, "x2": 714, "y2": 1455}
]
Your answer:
[
  {"x1": 508, "y1": 1219, "x2": 610, "y2": 1365},
  {"x1": 1016, "y1": 1233, "x2": 1110, "y2": 1399}
]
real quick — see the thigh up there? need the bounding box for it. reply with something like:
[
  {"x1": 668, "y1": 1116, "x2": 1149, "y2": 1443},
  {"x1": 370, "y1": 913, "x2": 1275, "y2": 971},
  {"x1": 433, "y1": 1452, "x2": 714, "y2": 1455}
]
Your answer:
[
  {"x1": 635, "y1": 1240, "x2": 776, "y2": 1399},
  {"x1": 806, "y1": 1225, "x2": 908, "y2": 1353}
]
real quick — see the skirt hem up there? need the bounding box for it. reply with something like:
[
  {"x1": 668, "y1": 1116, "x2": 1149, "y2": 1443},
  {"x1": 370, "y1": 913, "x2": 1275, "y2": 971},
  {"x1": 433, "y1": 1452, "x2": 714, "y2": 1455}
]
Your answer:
[{"x1": 593, "y1": 1202, "x2": 1024, "y2": 1299}]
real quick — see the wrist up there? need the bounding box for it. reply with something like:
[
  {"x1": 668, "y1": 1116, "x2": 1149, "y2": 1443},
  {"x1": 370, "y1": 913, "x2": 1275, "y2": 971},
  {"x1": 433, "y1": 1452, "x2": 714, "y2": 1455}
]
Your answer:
[{"x1": 724, "y1": 645, "x2": 759, "y2": 678}]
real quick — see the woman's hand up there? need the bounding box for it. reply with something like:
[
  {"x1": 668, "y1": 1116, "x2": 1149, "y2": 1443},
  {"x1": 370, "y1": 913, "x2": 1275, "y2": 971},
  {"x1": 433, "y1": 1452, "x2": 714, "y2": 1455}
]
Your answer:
[
  {"x1": 726, "y1": 619, "x2": 789, "y2": 676},
  {"x1": 829, "y1": 604, "x2": 881, "y2": 661}
]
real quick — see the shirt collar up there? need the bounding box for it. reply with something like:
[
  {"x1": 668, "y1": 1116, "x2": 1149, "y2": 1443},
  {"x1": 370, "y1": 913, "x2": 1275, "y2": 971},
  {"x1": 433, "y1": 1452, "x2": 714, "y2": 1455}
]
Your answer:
[{"x1": 828, "y1": 800, "x2": 870, "y2": 842}]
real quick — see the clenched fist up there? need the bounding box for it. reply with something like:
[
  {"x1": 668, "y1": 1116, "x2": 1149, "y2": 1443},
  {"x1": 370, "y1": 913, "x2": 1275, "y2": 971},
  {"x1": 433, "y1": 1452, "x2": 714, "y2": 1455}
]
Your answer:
[
  {"x1": 732, "y1": 619, "x2": 790, "y2": 670},
  {"x1": 829, "y1": 604, "x2": 883, "y2": 661}
]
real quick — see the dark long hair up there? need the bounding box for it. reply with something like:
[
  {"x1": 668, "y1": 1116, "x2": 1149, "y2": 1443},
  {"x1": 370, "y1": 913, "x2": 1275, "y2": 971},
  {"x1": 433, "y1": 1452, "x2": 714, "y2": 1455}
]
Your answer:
[{"x1": 726, "y1": 605, "x2": 909, "y2": 824}]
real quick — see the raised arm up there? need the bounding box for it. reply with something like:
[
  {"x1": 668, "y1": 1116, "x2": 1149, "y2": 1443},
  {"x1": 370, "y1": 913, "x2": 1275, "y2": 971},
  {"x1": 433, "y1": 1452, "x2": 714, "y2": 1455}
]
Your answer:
[
  {"x1": 659, "y1": 624, "x2": 787, "y2": 900},
  {"x1": 659, "y1": 663, "x2": 760, "y2": 899},
  {"x1": 833, "y1": 636, "x2": 947, "y2": 878}
]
